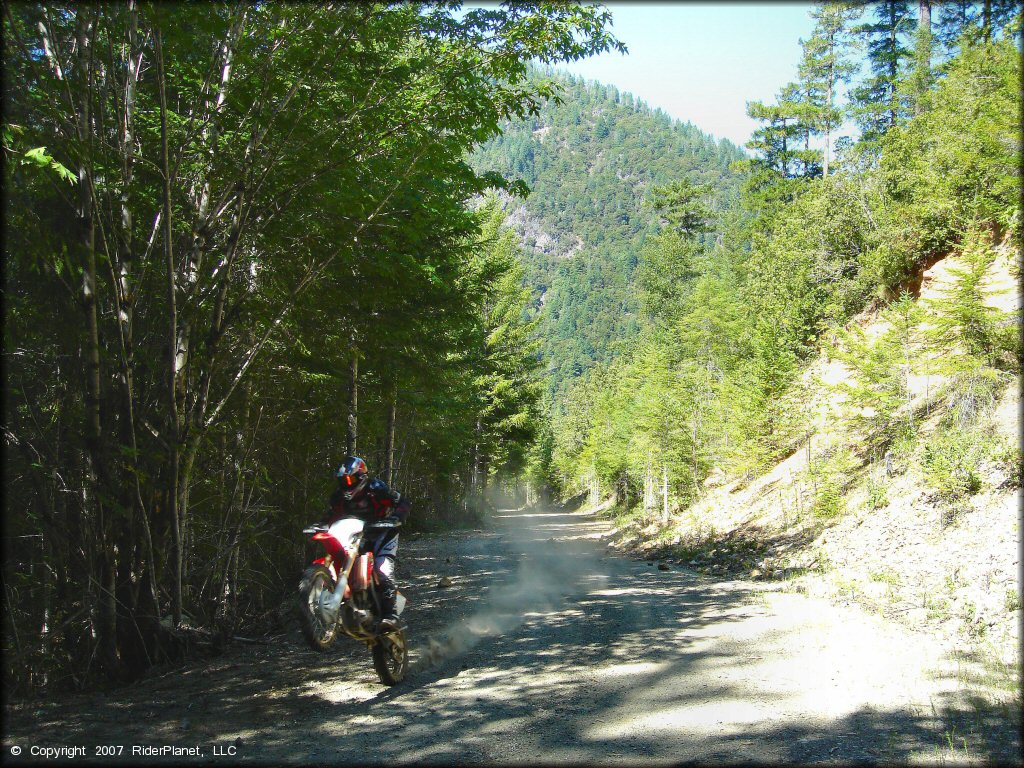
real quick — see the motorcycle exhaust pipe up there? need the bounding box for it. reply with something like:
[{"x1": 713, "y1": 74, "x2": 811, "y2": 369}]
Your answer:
[{"x1": 319, "y1": 574, "x2": 349, "y2": 625}]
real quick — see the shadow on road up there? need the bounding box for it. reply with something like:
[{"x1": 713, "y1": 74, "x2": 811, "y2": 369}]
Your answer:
[{"x1": 4, "y1": 508, "x2": 1020, "y2": 765}]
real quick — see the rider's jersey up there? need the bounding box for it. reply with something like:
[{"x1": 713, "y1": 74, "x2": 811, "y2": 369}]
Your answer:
[{"x1": 328, "y1": 478, "x2": 410, "y2": 525}]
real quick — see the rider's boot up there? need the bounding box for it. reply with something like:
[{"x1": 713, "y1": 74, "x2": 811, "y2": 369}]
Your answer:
[{"x1": 377, "y1": 590, "x2": 401, "y2": 632}]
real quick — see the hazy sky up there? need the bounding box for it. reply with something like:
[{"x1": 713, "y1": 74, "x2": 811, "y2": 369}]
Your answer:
[{"x1": 546, "y1": 2, "x2": 819, "y2": 148}]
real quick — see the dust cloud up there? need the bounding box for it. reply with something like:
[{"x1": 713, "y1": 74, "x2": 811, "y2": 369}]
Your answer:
[{"x1": 408, "y1": 507, "x2": 608, "y2": 674}]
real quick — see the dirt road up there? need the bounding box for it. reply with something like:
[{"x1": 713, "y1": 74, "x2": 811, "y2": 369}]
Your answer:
[{"x1": 3, "y1": 507, "x2": 1020, "y2": 764}]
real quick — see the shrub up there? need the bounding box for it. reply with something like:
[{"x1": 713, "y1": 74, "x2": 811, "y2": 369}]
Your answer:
[
  {"x1": 984, "y1": 436, "x2": 1023, "y2": 488},
  {"x1": 864, "y1": 476, "x2": 889, "y2": 510},
  {"x1": 942, "y1": 367, "x2": 1010, "y2": 428},
  {"x1": 921, "y1": 426, "x2": 984, "y2": 503},
  {"x1": 806, "y1": 446, "x2": 859, "y2": 520}
]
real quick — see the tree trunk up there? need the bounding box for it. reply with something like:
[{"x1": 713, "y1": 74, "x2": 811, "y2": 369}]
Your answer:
[
  {"x1": 780, "y1": 117, "x2": 789, "y2": 177},
  {"x1": 823, "y1": 77, "x2": 832, "y2": 178},
  {"x1": 662, "y1": 465, "x2": 669, "y2": 525},
  {"x1": 471, "y1": 416, "x2": 483, "y2": 504},
  {"x1": 384, "y1": 385, "x2": 397, "y2": 485},
  {"x1": 643, "y1": 455, "x2": 654, "y2": 515},
  {"x1": 115, "y1": 0, "x2": 162, "y2": 665},
  {"x1": 890, "y1": 12, "x2": 899, "y2": 126},
  {"x1": 346, "y1": 346, "x2": 358, "y2": 456},
  {"x1": 154, "y1": 27, "x2": 183, "y2": 629},
  {"x1": 75, "y1": 7, "x2": 120, "y2": 676},
  {"x1": 915, "y1": 1, "x2": 932, "y2": 115}
]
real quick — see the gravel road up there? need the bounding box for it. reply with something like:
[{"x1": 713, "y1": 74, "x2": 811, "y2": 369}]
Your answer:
[{"x1": 3, "y1": 507, "x2": 1020, "y2": 765}]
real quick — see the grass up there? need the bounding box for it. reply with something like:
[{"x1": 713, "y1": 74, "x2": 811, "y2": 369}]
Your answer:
[
  {"x1": 871, "y1": 568, "x2": 902, "y2": 587},
  {"x1": 864, "y1": 476, "x2": 890, "y2": 510},
  {"x1": 942, "y1": 726, "x2": 971, "y2": 762},
  {"x1": 804, "y1": 445, "x2": 861, "y2": 521},
  {"x1": 1003, "y1": 588, "x2": 1021, "y2": 614},
  {"x1": 922, "y1": 591, "x2": 953, "y2": 622},
  {"x1": 833, "y1": 573, "x2": 859, "y2": 600}
]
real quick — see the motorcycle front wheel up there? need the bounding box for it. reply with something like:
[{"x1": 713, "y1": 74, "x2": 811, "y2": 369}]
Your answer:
[
  {"x1": 297, "y1": 565, "x2": 338, "y2": 650},
  {"x1": 372, "y1": 628, "x2": 409, "y2": 686}
]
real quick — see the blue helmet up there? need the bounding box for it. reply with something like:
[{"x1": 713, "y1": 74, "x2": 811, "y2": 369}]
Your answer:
[{"x1": 337, "y1": 456, "x2": 369, "y2": 500}]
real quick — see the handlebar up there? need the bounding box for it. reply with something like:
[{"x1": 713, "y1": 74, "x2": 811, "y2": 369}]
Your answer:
[
  {"x1": 365, "y1": 517, "x2": 402, "y2": 532},
  {"x1": 303, "y1": 517, "x2": 401, "y2": 537}
]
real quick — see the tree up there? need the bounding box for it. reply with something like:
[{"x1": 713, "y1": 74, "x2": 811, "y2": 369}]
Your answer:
[
  {"x1": 911, "y1": 1, "x2": 934, "y2": 115},
  {"x1": 849, "y1": 0, "x2": 916, "y2": 145},
  {"x1": 2, "y1": 1, "x2": 622, "y2": 687},
  {"x1": 467, "y1": 197, "x2": 543, "y2": 506},
  {"x1": 879, "y1": 33, "x2": 1021, "y2": 255},
  {"x1": 829, "y1": 292, "x2": 924, "y2": 438},
  {"x1": 649, "y1": 178, "x2": 715, "y2": 238},
  {"x1": 923, "y1": 226, "x2": 1017, "y2": 372},
  {"x1": 798, "y1": 2, "x2": 862, "y2": 176}
]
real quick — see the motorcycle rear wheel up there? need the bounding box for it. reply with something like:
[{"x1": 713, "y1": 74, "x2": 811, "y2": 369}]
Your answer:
[
  {"x1": 372, "y1": 628, "x2": 408, "y2": 686},
  {"x1": 297, "y1": 565, "x2": 338, "y2": 650}
]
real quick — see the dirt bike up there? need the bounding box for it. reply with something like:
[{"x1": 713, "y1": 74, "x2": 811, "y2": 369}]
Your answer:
[{"x1": 297, "y1": 516, "x2": 409, "y2": 685}]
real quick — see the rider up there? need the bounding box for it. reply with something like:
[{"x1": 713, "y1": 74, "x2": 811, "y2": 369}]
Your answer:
[{"x1": 327, "y1": 456, "x2": 410, "y2": 630}]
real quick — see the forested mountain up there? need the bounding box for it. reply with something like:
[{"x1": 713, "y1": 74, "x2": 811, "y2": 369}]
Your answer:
[
  {"x1": 541, "y1": 2, "x2": 1021, "y2": 525},
  {"x1": 470, "y1": 73, "x2": 746, "y2": 399}
]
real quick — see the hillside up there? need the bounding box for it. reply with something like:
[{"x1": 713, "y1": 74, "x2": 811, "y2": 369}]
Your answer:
[
  {"x1": 609, "y1": 241, "x2": 1021, "y2": 678},
  {"x1": 469, "y1": 70, "x2": 747, "y2": 399}
]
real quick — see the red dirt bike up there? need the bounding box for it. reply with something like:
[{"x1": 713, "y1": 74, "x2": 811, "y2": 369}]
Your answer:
[{"x1": 297, "y1": 516, "x2": 409, "y2": 685}]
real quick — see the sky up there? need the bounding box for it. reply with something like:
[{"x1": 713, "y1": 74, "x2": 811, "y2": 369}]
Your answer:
[{"x1": 545, "y1": 3, "x2": 820, "y2": 148}]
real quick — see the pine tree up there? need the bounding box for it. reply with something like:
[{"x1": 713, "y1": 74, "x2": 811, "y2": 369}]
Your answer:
[
  {"x1": 911, "y1": 1, "x2": 934, "y2": 115},
  {"x1": 778, "y1": 81, "x2": 824, "y2": 177},
  {"x1": 923, "y1": 226, "x2": 1012, "y2": 372},
  {"x1": 798, "y1": 2, "x2": 862, "y2": 176},
  {"x1": 829, "y1": 292, "x2": 924, "y2": 438},
  {"x1": 849, "y1": 0, "x2": 915, "y2": 146}
]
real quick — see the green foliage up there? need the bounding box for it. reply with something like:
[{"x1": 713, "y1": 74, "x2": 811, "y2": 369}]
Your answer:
[
  {"x1": 864, "y1": 475, "x2": 889, "y2": 511},
  {"x1": 984, "y1": 435, "x2": 1023, "y2": 489},
  {"x1": 879, "y1": 36, "x2": 1022, "y2": 252},
  {"x1": 539, "y1": 5, "x2": 1021, "y2": 516},
  {"x1": 919, "y1": 368, "x2": 1012, "y2": 508},
  {"x1": 649, "y1": 178, "x2": 715, "y2": 237},
  {"x1": 806, "y1": 446, "x2": 859, "y2": 520},
  {"x1": 849, "y1": 1, "x2": 916, "y2": 146},
  {"x1": 829, "y1": 291, "x2": 924, "y2": 438},
  {"x1": 921, "y1": 426, "x2": 984, "y2": 504},
  {"x1": 924, "y1": 227, "x2": 1018, "y2": 372},
  {"x1": 746, "y1": 175, "x2": 875, "y2": 359},
  {"x1": 469, "y1": 70, "x2": 746, "y2": 400},
  {"x1": 1004, "y1": 588, "x2": 1022, "y2": 614},
  {"x1": 939, "y1": 368, "x2": 1012, "y2": 430},
  {"x1": 468, "y1": 196, "x2": 544, "y2": 484},
  {"x1": 2, "y1": 0, "x2": 620, "y2": 688},
  {"x1": 799, "y1": 2, "x2": 862, "y2": 164}
]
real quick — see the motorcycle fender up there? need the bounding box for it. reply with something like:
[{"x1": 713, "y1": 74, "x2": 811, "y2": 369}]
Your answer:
[
  {"x1": 350, "y1": 553, "x2": 371, "y2": 592},
  {"x1": 312, "y1": 557, "x2": 339, "y2": 582},
  {"x1": 395, "y1": 591, "x2": 406, "y2": 616}
]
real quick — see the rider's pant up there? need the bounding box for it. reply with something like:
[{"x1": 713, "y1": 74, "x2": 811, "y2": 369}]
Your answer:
[{"x1": 373, "y1": 533, "x2": 399, "y2": 611}]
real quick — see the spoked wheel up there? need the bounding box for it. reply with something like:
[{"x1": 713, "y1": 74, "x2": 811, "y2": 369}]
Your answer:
[
  {"x1": 297, "y1": 565, "x2": 338, "y2": 650},
  {"x1": 372, "y1": 628, "x2": 409, "y2": 686}
]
